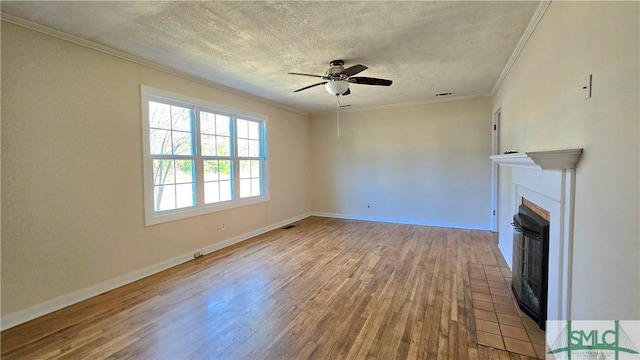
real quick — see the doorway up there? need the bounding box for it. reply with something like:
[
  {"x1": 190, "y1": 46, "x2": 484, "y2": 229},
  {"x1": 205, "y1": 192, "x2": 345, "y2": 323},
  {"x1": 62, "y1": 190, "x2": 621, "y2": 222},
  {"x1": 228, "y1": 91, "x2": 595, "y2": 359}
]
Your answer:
[{"x1": 491, "y1": 108, "x2": 501, "y2": 232}]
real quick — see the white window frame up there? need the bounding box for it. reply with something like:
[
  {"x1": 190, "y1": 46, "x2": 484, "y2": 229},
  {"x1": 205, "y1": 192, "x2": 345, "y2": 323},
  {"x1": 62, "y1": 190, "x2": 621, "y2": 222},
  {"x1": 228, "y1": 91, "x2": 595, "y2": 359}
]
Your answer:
[{"x1": 141, "y1": 85, "x2": 269, "y2": 226}]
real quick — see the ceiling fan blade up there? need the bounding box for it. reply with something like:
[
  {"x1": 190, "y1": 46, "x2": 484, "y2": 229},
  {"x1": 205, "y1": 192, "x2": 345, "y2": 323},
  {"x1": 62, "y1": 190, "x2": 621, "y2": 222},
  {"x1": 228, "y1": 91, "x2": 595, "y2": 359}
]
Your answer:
[
  {"x1": 348, "y1": 77, "x2": 392, "y2": 86},
  {"x1": 341, "y1": 88, "x2": 351, "y2": 96},
  {"x1": 293, "y1": 81, "x2": 327, "y2": 92},
  {"x1": 288, "y1": 72, "x2": 325, "y2": 79},
  {"x1": 341, "y1": 64, "x2": 368, "y2": 77}
]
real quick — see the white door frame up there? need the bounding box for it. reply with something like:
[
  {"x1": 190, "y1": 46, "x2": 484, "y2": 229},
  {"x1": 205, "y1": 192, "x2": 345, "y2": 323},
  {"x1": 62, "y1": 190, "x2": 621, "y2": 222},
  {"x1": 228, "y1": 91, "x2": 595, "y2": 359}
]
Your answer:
[{"x1": 491, "y1": 107, "x2": 501, "y2": 232}]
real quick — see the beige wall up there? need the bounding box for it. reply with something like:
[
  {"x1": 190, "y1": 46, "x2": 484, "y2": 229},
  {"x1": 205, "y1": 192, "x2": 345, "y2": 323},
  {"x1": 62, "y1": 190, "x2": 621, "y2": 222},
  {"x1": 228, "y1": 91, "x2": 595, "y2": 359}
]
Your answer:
[
  {"x1": 1, "y1": 22, "x2": 311, "y2": 317},
  {"x1": 494, "y1": 2, "x2": 639, "y2": 319},
  {"x1": 5, "y1": 0, "x2": 637, "y2": 327},
  {"x1": 310, "y1": 98, "x2": 493, "y2": 229}
]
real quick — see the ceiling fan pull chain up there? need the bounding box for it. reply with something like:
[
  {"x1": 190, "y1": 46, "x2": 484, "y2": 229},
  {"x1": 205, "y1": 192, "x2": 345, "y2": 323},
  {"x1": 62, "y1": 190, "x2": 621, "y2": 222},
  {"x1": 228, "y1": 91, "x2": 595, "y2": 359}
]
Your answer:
[{"x1": 336, "y1": 95, "x2": 340, "y2": 137}]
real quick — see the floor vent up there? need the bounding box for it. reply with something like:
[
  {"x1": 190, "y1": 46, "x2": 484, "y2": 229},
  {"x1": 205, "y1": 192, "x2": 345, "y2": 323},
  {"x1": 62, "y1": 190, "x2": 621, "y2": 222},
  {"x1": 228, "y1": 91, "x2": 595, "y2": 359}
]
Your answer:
[{"x1": 281, "y1": 225, "x2": 296, "y2": 230}]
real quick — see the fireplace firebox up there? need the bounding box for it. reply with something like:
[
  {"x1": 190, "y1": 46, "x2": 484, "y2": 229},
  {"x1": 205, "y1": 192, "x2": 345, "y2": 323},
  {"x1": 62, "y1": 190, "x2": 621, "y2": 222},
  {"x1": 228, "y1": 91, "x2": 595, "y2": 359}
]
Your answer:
[{"x1": 512, "y1": 204, "x2": 549, "y2": 330}]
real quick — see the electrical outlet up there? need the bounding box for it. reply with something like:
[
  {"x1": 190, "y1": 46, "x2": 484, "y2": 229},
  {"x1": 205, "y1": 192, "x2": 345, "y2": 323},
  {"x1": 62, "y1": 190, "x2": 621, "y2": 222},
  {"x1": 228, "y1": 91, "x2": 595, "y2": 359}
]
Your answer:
[{"x1": 221, "y1": 221, "x2": 227, "y2": 230}]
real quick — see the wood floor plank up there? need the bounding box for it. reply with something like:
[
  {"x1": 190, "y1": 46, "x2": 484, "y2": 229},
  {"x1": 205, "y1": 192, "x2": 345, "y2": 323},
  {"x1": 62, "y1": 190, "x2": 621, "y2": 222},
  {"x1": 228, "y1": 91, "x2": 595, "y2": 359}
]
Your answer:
[{"x1": 1, "y1": 217, "x2": 534, "y2": 359}]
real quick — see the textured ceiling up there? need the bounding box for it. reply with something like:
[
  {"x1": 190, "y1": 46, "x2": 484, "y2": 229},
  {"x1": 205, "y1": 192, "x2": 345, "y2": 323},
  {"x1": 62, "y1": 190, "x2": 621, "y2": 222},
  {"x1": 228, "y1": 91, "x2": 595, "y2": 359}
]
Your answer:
[{"x1": 1, "y1": 1, "x2": 540, "y2": 114}]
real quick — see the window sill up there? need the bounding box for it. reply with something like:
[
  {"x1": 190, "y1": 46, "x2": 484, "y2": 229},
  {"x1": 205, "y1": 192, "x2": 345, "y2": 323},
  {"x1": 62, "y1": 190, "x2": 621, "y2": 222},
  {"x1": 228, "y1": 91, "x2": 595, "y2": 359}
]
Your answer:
[{"x1": 145, "y1": 195, "x2": 270, "y2": 226}]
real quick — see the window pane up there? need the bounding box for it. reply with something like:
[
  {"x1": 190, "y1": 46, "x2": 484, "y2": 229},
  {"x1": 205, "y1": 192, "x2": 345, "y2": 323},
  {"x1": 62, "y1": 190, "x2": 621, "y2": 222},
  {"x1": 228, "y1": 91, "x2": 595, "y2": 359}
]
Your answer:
[
  {"x1": 200, "y1": 111, "x2": 216, "y2": 134},
  {"x1": 176, "y1": 183, "x2": 195, "y2": 208},
  {"x1": 175, "y1": 160, "x2": 194, "y2": 183},
  {"x1": 237, "y1": 119, "x2": 248, "y2": 138},
  {"x1": 172, "y1": 106, "x2": 192, "y2": 132},
  {"x1": 239, "y1": 160, "x2": 250, "y2": 179},
  {"x1": 251, "y1": 178, "x2": 261, "y2": 196},
  {"x1": 238, "y1": 138, "x2": 249, "y2": 157},
  {"x1": 145, "y1": 91, "x2": 268, "y2": 222},
  {"x1": 216, "y1": 115, "x2": 230, "y2": 136},
  {"x1": 240, "y1": 179, "x2": 251, "y2": 198},
  {"x1": 154, "y1": 185, "x2": 175, "y2": 211},
  {"x1": 217, "y1": 136, "x2": 230, "y2": 156},
  {"x1": 149, "y1": 101, "x2": 171, "y2": 129},
  {"x1": 220, "y1": 180, "x2": 232, "y2": 201},
  {"x1": 201, "y1": 134, "x2": 216, "y2": 156},
  {"x1": 248, "y1": 121, "x2": 260, "y2": 140},
  {"x1": 248, "y1": 140, "x2": 260, "y2": 157},
  {"x1": 204, "y1": 181, "x2": 220, "y2": 204},
  {"x1": 153, "y1": 159, "x2": 175, "y2": 185},
  {"x1": 219, "y1": 160, "x2": 232, "y2": 180},
  {"x1": 172, "y1": 131, "x2": 192, "y2": 155},
  {"x1": 204, "y1": 160, "x2": 219, "y2": 182},
  {"x1": 150, "y1": 129, "x2": 172, "y2": 155},
  {"x1": 250, "y1": 160, "x2": 260, "y2": 177}
]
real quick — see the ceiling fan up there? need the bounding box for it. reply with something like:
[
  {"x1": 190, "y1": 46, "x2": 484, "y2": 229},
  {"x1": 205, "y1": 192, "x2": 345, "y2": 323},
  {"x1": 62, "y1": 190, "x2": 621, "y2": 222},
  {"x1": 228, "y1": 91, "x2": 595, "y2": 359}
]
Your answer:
[{"x1": 289, "y1": 60, "x2": 392, "y2": 96}]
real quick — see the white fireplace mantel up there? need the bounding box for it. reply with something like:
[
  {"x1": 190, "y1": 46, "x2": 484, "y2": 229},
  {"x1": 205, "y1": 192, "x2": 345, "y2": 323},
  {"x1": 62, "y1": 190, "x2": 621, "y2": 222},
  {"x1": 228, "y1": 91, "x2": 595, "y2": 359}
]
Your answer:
[
  {"x1": 491, "y1": 148, "x2": 583, "y2": 323},
  {"x1": 489, "y1": 148, "x2": 583, "y2": 170}
]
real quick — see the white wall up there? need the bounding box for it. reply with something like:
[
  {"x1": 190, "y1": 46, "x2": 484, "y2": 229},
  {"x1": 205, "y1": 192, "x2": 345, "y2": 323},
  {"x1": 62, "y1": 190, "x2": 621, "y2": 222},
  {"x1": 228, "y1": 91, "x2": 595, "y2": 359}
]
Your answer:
[
  {"x1": 1, "y1": 22, "x2": 311, "y2": 321},
  {"x1": 493, "y1": 2, "x2": 639, "y2": 319},
  {"x1": 310, "y1": 98, "x2": 493, "y2": 230}
]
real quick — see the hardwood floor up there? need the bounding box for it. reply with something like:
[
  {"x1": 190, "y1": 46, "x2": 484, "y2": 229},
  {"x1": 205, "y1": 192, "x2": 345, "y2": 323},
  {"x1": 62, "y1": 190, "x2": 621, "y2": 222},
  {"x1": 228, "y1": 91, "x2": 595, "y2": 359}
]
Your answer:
[{"x1": 1, "y1": 217, "x2": 542, "y2": 359}]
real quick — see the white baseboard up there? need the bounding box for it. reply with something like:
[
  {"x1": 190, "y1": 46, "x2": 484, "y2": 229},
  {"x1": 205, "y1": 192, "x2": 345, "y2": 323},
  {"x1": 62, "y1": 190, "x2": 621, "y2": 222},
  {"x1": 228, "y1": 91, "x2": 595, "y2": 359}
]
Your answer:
[
  {"x1": 498, "y1": 242, "x2": 513, "y2": 270},
  {"x1": 311, "y1": 212, "x2": 491, "y2": 231},
  {"x1": 0, "y1": 212, "x2": 311, "y2": 331}
]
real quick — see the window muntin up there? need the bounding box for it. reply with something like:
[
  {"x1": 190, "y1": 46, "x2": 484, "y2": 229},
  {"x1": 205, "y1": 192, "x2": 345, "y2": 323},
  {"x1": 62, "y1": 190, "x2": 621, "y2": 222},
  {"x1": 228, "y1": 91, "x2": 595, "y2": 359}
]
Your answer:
[
  {"x1": 200, "y1": 110, "x2": 234, "y2": 205},
  {"x1": 149, "y1": 101, "x2": 194, "y2": 156},
  {"x1": 152, "y1": 159, "x2": 195, "y2": 211},
  {"x1": 148, "y1": 101, "x2": 197, "y2": 212},
  {"x1": 237, "y1": 118, "x2": 263, "y2": 199},
  {"x1": 203, "y1": 159, "x2": 232, "y2": 204},
  {"x1": 141, "y1": 86, "x2": 268, "y2": 226},
  {"x1": 239, "y1": 159, "x2": 262, "y2": 198}
]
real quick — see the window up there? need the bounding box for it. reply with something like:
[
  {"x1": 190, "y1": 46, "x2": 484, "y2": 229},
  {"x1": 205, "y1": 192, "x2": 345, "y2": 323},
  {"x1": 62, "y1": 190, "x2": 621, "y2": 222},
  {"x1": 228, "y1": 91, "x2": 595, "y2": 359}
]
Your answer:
[{"x1": 141, "y1": 85, "x2": 268, "y2": 225}]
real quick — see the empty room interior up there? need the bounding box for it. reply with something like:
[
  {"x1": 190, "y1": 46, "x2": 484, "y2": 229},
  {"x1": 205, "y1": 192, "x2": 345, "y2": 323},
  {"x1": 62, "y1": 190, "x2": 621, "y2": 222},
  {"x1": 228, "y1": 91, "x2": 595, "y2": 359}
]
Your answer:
[{"x1": 1, "y1": 1, "x2": 639, "y2": 359}]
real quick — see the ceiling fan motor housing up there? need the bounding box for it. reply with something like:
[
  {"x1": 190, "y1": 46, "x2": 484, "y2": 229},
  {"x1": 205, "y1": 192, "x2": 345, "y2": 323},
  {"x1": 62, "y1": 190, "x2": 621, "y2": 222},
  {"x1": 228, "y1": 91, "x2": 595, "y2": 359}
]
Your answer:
[{"x1": 327, "y1": 60, "x2": 346, "y2": 78}]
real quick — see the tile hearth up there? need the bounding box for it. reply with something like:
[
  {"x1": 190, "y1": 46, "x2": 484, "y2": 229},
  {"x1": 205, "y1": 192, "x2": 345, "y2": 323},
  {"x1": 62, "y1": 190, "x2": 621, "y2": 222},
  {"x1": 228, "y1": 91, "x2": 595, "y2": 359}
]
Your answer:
[{"x1": 468, "y1": 263, "x2": 547, "y2": 359}]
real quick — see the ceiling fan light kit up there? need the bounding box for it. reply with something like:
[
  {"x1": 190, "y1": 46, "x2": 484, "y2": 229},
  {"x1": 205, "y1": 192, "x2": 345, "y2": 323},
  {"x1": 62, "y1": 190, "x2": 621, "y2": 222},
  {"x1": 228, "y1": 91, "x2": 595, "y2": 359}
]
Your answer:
[{"x1": 325, "y1": 80, "x2": 349, "y2": 96}]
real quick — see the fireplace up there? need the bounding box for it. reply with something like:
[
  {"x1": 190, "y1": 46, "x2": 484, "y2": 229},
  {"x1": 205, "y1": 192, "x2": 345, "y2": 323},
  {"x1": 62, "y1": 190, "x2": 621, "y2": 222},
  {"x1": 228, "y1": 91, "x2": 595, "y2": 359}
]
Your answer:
[
  {"x1": 512, "y1": 203, "x2": 549, "y2": 330},
  {"x1": 490, "y1": 149, "x2": 582, "y2": 328}
]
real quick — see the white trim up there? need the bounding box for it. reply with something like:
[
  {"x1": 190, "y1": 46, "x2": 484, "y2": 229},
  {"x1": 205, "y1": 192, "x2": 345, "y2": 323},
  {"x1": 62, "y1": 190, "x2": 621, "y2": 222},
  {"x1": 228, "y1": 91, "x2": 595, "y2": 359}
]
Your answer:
[
  {"x1": 491, "y1": 0, "x2": 551, "y2": 96},
  {"x1": 560, "y1": 169, "x2": 575, "y2": 319},
  {"x1": 141, "y1": 85, "x2": 271, "y2": 226},
  {"x1": 0, "y1": 13, "x2": 309, "y2": 117},
  {"x1": 491, "y1": 107, "x2": 501, "y2": 232},
  {"x1": 142, "y1": 84, "x2": 269, "y2": 121},
  {"x1": 0, "y1": 212, "x2": 312, "y2": 331},
  {"x1": 509, "y1": 168, "x2": 574, "y2": 321},
  {"x1": 311, "y1": 212, "x2": 491, "y2": 231},
  {"x1": 498, "y1": 240, "x2": 513, "y2": 272},
  {"x1": 490, "y1": 149, "x2": 583, "y2": 170},
  {"x1": 310, "y1": 94, "x2": 491, "y2": 117}
]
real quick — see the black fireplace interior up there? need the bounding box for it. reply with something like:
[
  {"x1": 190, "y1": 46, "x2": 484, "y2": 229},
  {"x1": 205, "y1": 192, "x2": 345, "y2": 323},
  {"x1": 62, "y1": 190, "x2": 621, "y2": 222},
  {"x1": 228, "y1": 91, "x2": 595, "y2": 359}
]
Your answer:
[{"x1": 511, "y1": 204, "x2": 549, "y2": 330}]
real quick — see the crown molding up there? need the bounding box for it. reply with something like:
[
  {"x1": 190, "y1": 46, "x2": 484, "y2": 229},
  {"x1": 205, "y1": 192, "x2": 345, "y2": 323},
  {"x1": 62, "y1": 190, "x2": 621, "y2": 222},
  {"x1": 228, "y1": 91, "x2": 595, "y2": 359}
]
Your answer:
[
  {"x1": 0, "y1": 12, "x2": 310, "y2": 117},
  {"x1": 2, "y1": 0, "x2": 551, "y2": 119},
  {"x1": 491, "y1": 0, "x2": 551, "y2": 96},
  {"x1": 310, "y1": 93, "x2": 492, "y2": 117}
]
